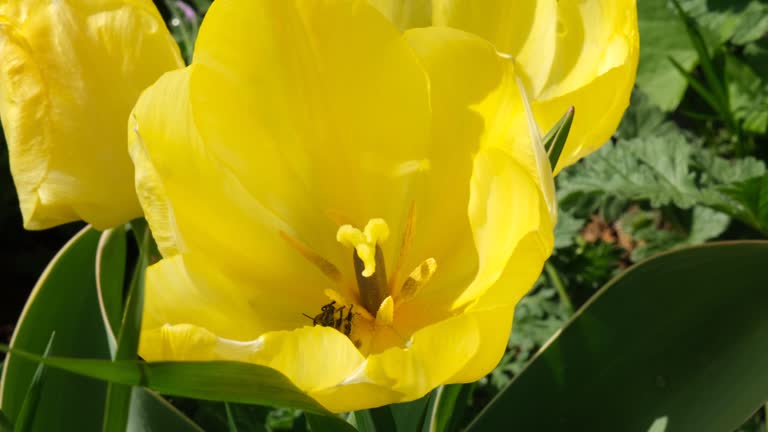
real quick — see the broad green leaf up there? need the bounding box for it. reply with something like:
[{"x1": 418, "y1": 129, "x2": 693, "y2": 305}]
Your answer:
[
  {"x1": 0, "y1": 348, "x2": 328, "y2": 416},
  {"x1": 96, "y1": 227, "x2": 128, "y2": 353},
  {"x1": 636, "y1": 0, "x2": 698, "y2": 111},
  {"x1": 0, "y1": 227, "x2": 110, "y2": 431},
  {"x1": 103, "y1": 221, "x2": 151, "y2": 432},
  {"x1": 0, "y1": 410, "x2": 10, "y2": 432},
  {"x1": 467, "y1": 241, "x2": 768, "y2": 431}
]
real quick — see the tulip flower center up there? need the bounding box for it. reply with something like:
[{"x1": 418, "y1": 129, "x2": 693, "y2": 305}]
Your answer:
[{"x1": 287, "y1": 213, "x2": 437, "y2": 352}]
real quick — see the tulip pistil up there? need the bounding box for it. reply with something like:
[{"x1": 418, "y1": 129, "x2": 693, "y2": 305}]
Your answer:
[{"x1": 337, "y1": 219, "x2": 391, "y2": 316}]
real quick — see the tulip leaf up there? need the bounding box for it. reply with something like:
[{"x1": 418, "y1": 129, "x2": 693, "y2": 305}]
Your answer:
[
  {"x1": 96, "y1": 226, "x2": 128, "y2": 351},
  {"x1": 103, "y1": 221, "x2": 151, "y2": 432},
  {"x1": 423, "y1": 384, "x2": 473, "y2": 432},
  {"x1": 467, "y1": 241, "x2": 768, "y2": 431},
  {"x1": 0, "y1": 346, "x2": 328, "y2": 416},
  {"x1": 542, "y1": 107, "x2": 574, "y2": 171},
  {"x1": 13, "y1": 333, "x2": 54, "y2": 432},
  {"x1": 0, "y1": 226, "x2": 202, "y2": 431},
  {"x1": 0, "y1": 410, "x2": 11, "y2": 432},
  {"x1": 306, "y1": 413, "x2": 357, "y2": 432},
  {"x1": 225, "y1": 403, "x2": 239, "y2": 432},
  {"x1": 352, "y1": 407, "x2": 396, "y2": 432},
  {"x1": 389, "y1": 395, "x2": 431, "y2": 432},
  {"x1": 0, "y1": 227, "x2": 110, "y2": 431}
]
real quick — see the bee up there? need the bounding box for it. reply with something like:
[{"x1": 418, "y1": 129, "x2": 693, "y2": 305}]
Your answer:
[{"x1": 303, "y1": 301, "x2": 355, "y2": 336}]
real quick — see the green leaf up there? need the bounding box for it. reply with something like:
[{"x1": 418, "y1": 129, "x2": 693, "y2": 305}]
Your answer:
[
  {"x1": 225, "y1": 403, "x2": 239, "y2": 432},
  {"x1": 306, "y1": 413, "x2": 356, "y2": 432},
  {"x1": 542, "y1": 107, "x2": 574, "y2": 170},
  {"x1": 423, "y1": 384, "x2": 472, "y2": 432},
  {"x1": 467, "y1": 241, "x2": 768, "y2": 431},
  {"x1": 719, "y1": 174, "x2": 768, "y2": 235},
  {"x1": 726, "y1": 54, "x2": 768, "y2": 134},
  {"x1": 0, "y1": 227, "x2": 110, "y2": 431},
  {"x1": 14, "y1": 333, "x2": 54, "y2": 432},
  {"x1": 353, "y1": 407, "x2": 396, "y2": 432},
  {"x1": 96, "y1": 227, "x2": 128, "y2": 353},
  {"x1": 553, "y1": 209, "x2": 585, "y2": 250},
  {"x1": 558, "y1": 134, "x2": 702, "y2": 209},
  {"x1": 0, "y1": 410, "x2": 11, "y2": 432},
  {"x1": 103, "y1": 221, "x2": 152, "y2": 432},
  {"x1": 127, "y1": 388, "x2": 204, "y2": 432},
  {"x1": 0, "y1": 348, "x2": 328, "y2": 416},
  {"x1": 636, "y1": 0, "x2": 699, "y2": 110},
  {"x1": 389, "y1": 395, "x2": 430, "y2": 432}
]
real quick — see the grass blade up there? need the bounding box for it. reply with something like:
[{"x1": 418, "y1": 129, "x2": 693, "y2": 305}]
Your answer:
[{"x1": 13, "y1": 334, "x2": 54, "y2": 432}]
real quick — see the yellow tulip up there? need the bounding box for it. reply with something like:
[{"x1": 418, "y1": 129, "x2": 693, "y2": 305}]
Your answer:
[
  {"x1": 370, "y1": 0, "x2": 640, "y2": 173},
  {"x1": 132, "y1": 0, "x2": 557, "y2": 412},
  {"x1": 0, "y1": 0, "x2": 183, "y2": 230}
]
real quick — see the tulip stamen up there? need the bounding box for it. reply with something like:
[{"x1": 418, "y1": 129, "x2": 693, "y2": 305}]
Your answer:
[
  {"x1": 279, "y1": 230, "x2": 342, "y2": 283},
  {"x1": 337, "y1": 219, "x2": 390, "y2": 316},
  {"x1": 388, "y1": 201, "x2": 416, "y2": 296}
]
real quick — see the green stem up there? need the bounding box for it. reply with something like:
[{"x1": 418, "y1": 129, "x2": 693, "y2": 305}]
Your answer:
[{"x1": 545, "y1": 262, "x2": 573, "y2": 315}]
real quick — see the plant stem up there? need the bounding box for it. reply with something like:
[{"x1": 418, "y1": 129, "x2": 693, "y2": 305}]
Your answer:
[{"x1": 545, "y1": 262, "x2": 574, "y2": 315}]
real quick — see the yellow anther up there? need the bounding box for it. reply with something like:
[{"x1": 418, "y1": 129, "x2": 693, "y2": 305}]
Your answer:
[
  {"x1": 398, "y1": 258, "x2": 437, "y2": 303},
  {"x1": 337, "y1": 218, "x2": 389, "y2": 277},
  {"x1": 376, "y1": 296, "x2": 394, "y2": 326}
]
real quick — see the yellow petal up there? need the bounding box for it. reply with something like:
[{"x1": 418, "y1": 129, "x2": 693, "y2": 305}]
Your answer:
[
  {"x1": 365, "y1": 312, "x2": 480, "y2": 400},
  {"x1": 0, "y1": 0, "x2": 182, "y2": 229},
  {"x1": 403, "y1": 28, "x2": 554, "y2": 311},
  {"x1": 130, "y1": 70, "x2": 332, "y2": 334},
  {"x1": 432, "y1": 0, "x2": 558, "y2": 96},
  {"x1": 188, "y1": 0, "x2": 432, "y2": 269},
  {"x1": 536, "y1": 0, "x2": 639, "y2": 172},
  {"x1": 140, "y1": 322, "x2": 368, "y2": 412},
  {"x1": 449, "y1": 231, "x2": 551, "y2": 383},
  {"x1": 367, "y1": 0, "x2": 432, "y2": 31}
]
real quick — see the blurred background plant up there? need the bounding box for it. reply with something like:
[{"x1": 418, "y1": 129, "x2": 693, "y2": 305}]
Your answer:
[{"x1": 1, "y1": 0, "x2": 767, "y2": 430}]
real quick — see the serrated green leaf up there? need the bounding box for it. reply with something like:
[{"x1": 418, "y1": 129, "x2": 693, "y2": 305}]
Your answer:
[
  {"x1": 558, "y1": 135, "x2": 701, "y2": 209},
  {"x1": 467, "y1": 241, "x2": 768, "y2": 431},
  {"x1": 719, "y1": 174, "x2": 768, "y2": 235},
  {"x1": 553, "y1": 209, "x2": 585, "y2": 250}
]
